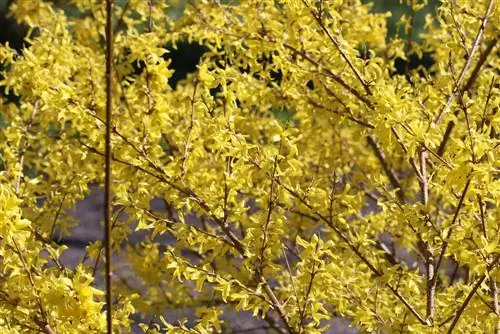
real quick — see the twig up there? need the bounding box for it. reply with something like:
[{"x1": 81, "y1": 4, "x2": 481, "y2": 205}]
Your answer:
[
  {"x1": 420, "y1": 149, "x2": 429, "y2": 206},
  {"x1": 435, "y1": 0, "x2": 495, "y2": 123},
  {"x1": 462, "y1": 38, "x2": 497, "y2": 93},
  {"x1": 259, "y1": 152, "x2": 280, "y2": 273},
  {"x1": 367, "y1": 135, "x2": 406, "y2": 202},
  {"x1": 446, "y1": 275, "x2": 485, "y2": 333},
  {"x1": 491, "y1": 276, "x2": 500, "y2": 334},
  {"x1": 391, "y1": 126, "x2": 423, "y2": 181},
  {"x1": 15, "y1": 100, "x2": 39, "y2": 194},
  {"x1": 275, "y1": 181, "x2": 428, "y2": 325},
  {"x1": 441, "y1": 256, "x2": 499, "y2": 330},
  {"x1": 104, "y1": 0, "x2": 114, "y2": 332},
  {"x1": 306, "y1": 94, "x2": 374, "y2": 129},
  {"x1": 421, "y1": 142, "x2": 453, "y2": 169},
  {"x1": 298, "y1": 242, "x2": 319, "y2": 331},
  {"x1": 80, "y1": 138, "x2": 294, "y2": 331},
  {"x1": 282, "y1": 245, "x2": 302, "y2": 324},
  {"x1": 421, "y1": 148, "x2": 435, "y2": 323},
  {"x1": 303, "y1": 0, "x2": 371, "y2": 95},
  {"x1": 246, "y1": 157, "x2": 428, "y2": 324},
  {"x1": 12, "y1": 238, "x2": 55, "y2": 334},
  {"x1": 181, "y1": 81, "x2": 198, "y2": 176},
  {"x1": 404, "y1": 0, "x2": 417, "y2": 79},
  {"x1": 434, "y1": 177, "x2": 471, "y2": 280},
  {"x1": 282, "y1": 43, "x2": 374, "y2": 109},
  {"x1": 475, "y1": 196, "x2": 487, "y2": 240},
  {"x1": 437, "y1": 38, "x2": 497, "y2": 156},
  {"x1": 450, "y1": 0, "x2": 470, "y2": 57}
]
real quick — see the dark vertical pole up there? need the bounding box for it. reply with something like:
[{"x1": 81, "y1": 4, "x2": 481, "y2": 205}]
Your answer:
[{"x1": 105, "y1": 0, "x2": 114, "y2": 333}]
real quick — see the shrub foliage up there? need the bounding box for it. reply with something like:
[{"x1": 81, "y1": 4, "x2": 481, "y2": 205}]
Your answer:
[{"x1": 0, "y1": 0, "x2": 498, "y2": 333}]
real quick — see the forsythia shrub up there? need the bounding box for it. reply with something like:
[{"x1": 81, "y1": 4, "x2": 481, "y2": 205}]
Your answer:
[{"x1": 0, "y1": 0, "x2": 498, "y2": 333}]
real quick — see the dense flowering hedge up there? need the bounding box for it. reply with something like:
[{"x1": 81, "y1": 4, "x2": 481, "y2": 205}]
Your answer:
[{"x1": 0, "y1": 0, "x2": 498, "y2": 333}]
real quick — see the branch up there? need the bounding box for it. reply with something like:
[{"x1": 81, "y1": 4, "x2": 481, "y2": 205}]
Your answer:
[
  {"x1": 303, "y1": 0, "x2": 371, "y2": 95},
  {"x1": 435, "y1": 0, "x2": 495, "y2": 123},
  {"x1": 366, "y1": 135, "x2": 406, "y2": 202},
  {"x1": 421, "y1": 149, "x2": 435, "y2": 323},
  {"x1": 79, "y1": 139, "x2": 294, "y2": 331},
  {"x1": 104, "y1": 0, "x2": 114, "y2": 332},
  {"x1": 282, "y1": 43, "x2": 374, "y2": 109},
  {"x1": 491, "y1": 276, "x2": 500, "y2": 334},
  {"x1": 437, "y1": 38, "x2": 497, "y2": 156},
  {"x1": 446, "y1": 255, "x2": 499, "y2": 333},
  {"x1": 434, "y1": 177, "x2": 471, "y2": 279},
  {"x1": 462, "y1": 38, "x2": 497, "y2": 93},
  {"x1": 15, "y1": 100, "x2": 39, "y2": 195},
  {"x1": 404, "y1": 0, "x2": 417, "y2": 79},
  {"x1": 274, "y1": 181, "x2": 428, "y2": 325},
  {"x1": 181, "y1": 81, "x2": 198, "y2": 176},
  {"x1": 12, "y1": 238, "x2": 55, "y2": 333}
]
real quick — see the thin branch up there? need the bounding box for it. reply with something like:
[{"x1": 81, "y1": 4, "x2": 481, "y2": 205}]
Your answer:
[
  {"x1": 303, "y1": 0, "x2": 371, "y2": 95},
  {"x1": 15, "y1": 100, "x2": 39, "y2": 194},
  {"x1": 80, "y1": 138, "x2": 294, "y2": 332},
  {"x1": 259, "y1": 152, "x2": 280, "y2": 273},
  {"x1": 112, "y1": 0, "x2": 131, "y2": 36},
  {"x1": 437, "y1": 113, "x2": 458, "y2": 157},
  {"x1": 306, "y1": 94, "x2": 374, "y2": 129},
  {"x1": 404, "y1": 0, "x2": 417, "y2": 79},
  {"x1": 391, "y1": 126, "x2": 424, "y2": 181},
  {"x1": 462, "y1": 38, "x2": 497, "y2": 93},
  {"x1": 282, "y1": 43, "x2": 374, "y2": 109},
  {"x1": 49, "y1": 185, "x2": 72, "y2": 241},
  {"x1": 421, "y1": 142, "x2": 453, "y2": 169},
  {"x1": 104, "y1": 0, "x2": 114, "y2": 332},
  {"x1": 12, "y1": 238, "x2": 55, "y2": 334},
  {"x1": 366, "y1": 135, "x2": 406, "y2": 202},
  {"x1": 450, "y1": 0, "x2": 470, "y2": 57},
  {"x1": 282, "y1": 245, "x2": 302, "y2": 323},
  {"x1": 299, "y1": 242, "x2": 319, "y2": 331},
  {"x1": 273, "y1": 180, "x2": 428, "y2": 325},
  {"x1": 477, "y1": 194, "x2": 488, "y2": 240},
  {"x1": 446, "y1": 275, "x2": 486, "y2": 333},
  {"x1": 420, "y1": 149, "x2": 429, "y2": 206},
  {"x1": 439, "y1": 256, "x2": 499, "y2": 332},
  {"x1": 435, "y1": 0, "x2": 495, "y2": 123},
  {"x1": 491, "y1": 276, "x2": 500, "y2": 334},
  {"x1": 181, "y1": 81, "x2": 198, "y2": 176},
  {"x1": 437, "y1": 38, "x2": 497, "y2": 156},
  {"x1": 421, "y1": 149, "x2": 435, "y2": 323},
  {"x1": 434, "y1": 177, "x2": 471, "y2": 280}
]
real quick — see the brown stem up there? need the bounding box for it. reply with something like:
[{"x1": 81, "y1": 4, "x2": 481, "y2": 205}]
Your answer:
[
  {"x1": 404, "y1": 0, "x2": 416, "y2": 79},
  {"x1": 259, "y1": 152, "x2": 280, "y2": 273},
  {"x1": 435, "y1": 0, "x2": 495, "y2": 123},
  {"x1": 476, "y1": 195, "x2": 488, "y2": 239},
  {"x1": 437, "y1": 38, "x2": 497, "y2": 156},
  {"x1": 434, "y1": 178, "x2": 471, "y2": 280},
  {"x1": 181, "y1": 81, "x2": 198, "y2": 176},
  {"x1": 441, "y1": 255, "x2": 499, "y2": 331},
  {"x1": 447, "y1": 276, "x2": 486, "y2": 333},
  {"x1": 14, "y1": 100, "x2": 39, "y2": 195},
  {"x1": 282, "y1": 43, "x2": 374, "y2": 109},
  {"x1": 421, "y1": 149, "x2": 435, "y2": 323},
  {"x1": 367, "y1": 135, "x2": 405, "y2": 202},
  {"x1": 276, "y1": 182, "x2": 428, "y2": 325},
  {"x1": 303, "y1": 0, "x2": 371, "y2": 95},
  {"x1": 491, "y1": 276, "x2": 500, "y2": 334},
  {"x1": 104, "y1": 0, "x2": 114, "y2": 332}
]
